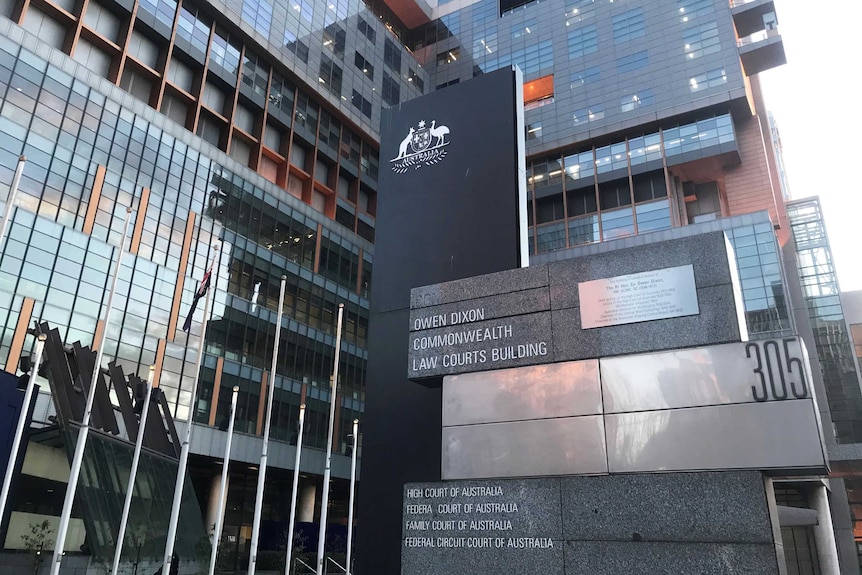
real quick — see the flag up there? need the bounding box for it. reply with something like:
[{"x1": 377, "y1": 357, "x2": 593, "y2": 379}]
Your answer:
[
  {"x1": 250, "y1": 281, "x2": 261, "y2": 313},
  {"x1": 182, "y1": 266, "x2": 212, "y2": 332}
]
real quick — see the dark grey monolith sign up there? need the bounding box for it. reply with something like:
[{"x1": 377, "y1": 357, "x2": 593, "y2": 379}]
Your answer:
[
  {"x1": 397, "y1": 229, "x2": 830, "y2": 575},
  {"x1": 356, "y1": 67, "x2": 528, "y2": 575}
]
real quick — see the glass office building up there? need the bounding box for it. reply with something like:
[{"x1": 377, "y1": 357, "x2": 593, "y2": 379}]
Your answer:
[
  {"x1": 2, "y1": 0, "x2": 861, "y2": 572},
  {"x1": 0, "y1": 0, "x2": 426, "y2": 569}
]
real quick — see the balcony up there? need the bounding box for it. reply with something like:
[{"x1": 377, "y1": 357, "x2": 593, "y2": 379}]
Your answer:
[
  {"x1": 738, "y1": 27, "x2": 786, "y2": 75},
  {"x1": 732, "y1": 0, "x2": 778, "y2": 36}
]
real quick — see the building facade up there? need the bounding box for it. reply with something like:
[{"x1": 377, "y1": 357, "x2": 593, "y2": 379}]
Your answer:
[
  {"x1": 2, "y1": 0, "x2": 862, "y2": 572},
  {"x1": 0, "y1": 0, "x2": 428, "y2": 569}
]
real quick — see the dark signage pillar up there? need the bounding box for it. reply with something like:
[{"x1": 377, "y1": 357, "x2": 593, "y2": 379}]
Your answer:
[{"x1": 354, "y1": 67, "x2": 527, "y2": 574}]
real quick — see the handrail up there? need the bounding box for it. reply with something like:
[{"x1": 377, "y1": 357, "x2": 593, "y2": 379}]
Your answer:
[
  {"x1": 295, "y1": 556, "x2": 317, "y2": 574},
  {"x1": 326, "y1": 557, "x2": 348, "y2": 574}
]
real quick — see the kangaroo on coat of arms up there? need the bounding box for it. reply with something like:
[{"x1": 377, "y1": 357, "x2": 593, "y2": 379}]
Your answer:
[{"x1": 390, "y1": 119, "x2": 451, "y2": 173}]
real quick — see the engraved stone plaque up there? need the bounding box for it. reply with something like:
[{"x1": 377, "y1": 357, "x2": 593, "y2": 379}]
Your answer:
[{"x1": 578, "y1": 265, "x2": 699, "y2": 329}]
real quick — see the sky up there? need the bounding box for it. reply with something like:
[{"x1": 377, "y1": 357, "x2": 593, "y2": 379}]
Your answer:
[{"x1": 759, "y1": 1, "x2": 862, "y2": 291}]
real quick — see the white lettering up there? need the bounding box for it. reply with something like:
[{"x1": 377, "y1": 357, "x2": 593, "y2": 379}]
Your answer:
[{"x1": 413, "y1": 315, "x2": 447, "y2": 331}]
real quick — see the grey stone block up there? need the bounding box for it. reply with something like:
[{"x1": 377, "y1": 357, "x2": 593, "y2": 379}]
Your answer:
[
  {"x1": 560, "y1": 471, "x2": 773, "y2": 543},
  {"x1": 411, "y1": 265, "x2": 549, "y2": 309},
  {"x1": 403, "y1": 479, "x2": 563, "y2": 538},
  {"x1": 548, "y1": 232, "x2": 734, "y2": 311},
  {"x1": 409, "y1": 311, "x2": 553, "y2": 378},
  {"x1": 551, "y1": 284, "x2": 742, "y2": 361},
  {"x1": 402, "y1": 539, "x2": 564, "y2": 575},
  {"x1": 409, "y1": 287, "x2": 550, "y2": 332},
  {"x1": 563, "y1": 541, "x2": 779, "y2": 575}
]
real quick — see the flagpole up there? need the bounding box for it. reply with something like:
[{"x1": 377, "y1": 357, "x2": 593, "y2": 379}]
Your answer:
[
  {"x1": 284, "y1": 404, "x2": 306, "y2": 575},
  {"x1": 0, "y1": 155, "x2": 26, "y2": 250},
  {"x1": 162, "y1": 243, "x2": 220, "y2": 575},
  {"x1": 51, "y1": 207, "x2": 133, "y2": 575},
  {"x1": 316, "y1": 303, "x2": 344, "y2": 575},
  {"x1": 208, "y1": 386, "x2": 239, "y2": 575},
  {"x1": 0, "y1": 333, "x2": 46, "y2": 525},
  {"x1": 248, "y1": 275, "x2": 287, "y2": 575},
  {"x1": 110, "y1": 365, "x2": 155, "y2": 575},
  {"x1": 345, "y1": 419, "x2": 359, "y2": 575}
]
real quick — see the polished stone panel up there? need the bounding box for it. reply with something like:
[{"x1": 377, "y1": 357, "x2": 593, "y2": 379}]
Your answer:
[
  {"x1": 442, "y1": 416, "x2": 607, "y2": 479},
  {"x1": 442, "y1": 360, "x2": 601, "y2": 426},
  {"x1": 601, "y1": 338, "x2": 810, "y2": 413},
  {"x1": 605, "y1": 400, "x2": 827, "y2": 474}
]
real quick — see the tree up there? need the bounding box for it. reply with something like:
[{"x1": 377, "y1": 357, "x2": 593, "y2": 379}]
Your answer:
[{"x1": 20, "y1": 520, "x2": 55, "y2": 575}]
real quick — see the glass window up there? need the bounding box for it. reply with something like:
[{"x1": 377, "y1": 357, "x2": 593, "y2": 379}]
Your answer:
[
  {"x1": 318, "y1": 56, "x2": 343, "y2": 97},
  {"x1": 633, "y1": 171, "x2": 667, "y2": 202},
  {"x1": 629, "y1": 133, "x2": 662, "y2": 166},
  {"x1": 241, "y1": 51, "x2": 269, "y2": 98},
  {"x1": 177, "y1": 3, "x2": 211, "y2": 54},
  {"x1": 568, "y1": 25, "x2": 598, "y2": 59},
  {"x1": 384, "y1": 38, "x2": 401, "y2": 73},
  {"x1": 284, "y1": 30, "x2": 309, "y2": 64},
  {"x1": 613, "y1": 8, "x2": 646, "y2": 43},
  {"x1": 568, "y1": 214, "x2": 599, "y2": 246},
  {"x1": 536, "y1": 222, "x2": 565, "y2": 253},
  {"x1": 473, "y1": 29, "x2": 498, "y2": 58},
  {"x1": 572, "y1": 104, "x2": 603, "y2": 125},
  {"x1": 437, "y1": 48, "x2": 460, "y2": 66},
  {"x1": 482, "y1": 41, "x2": 552, "y2": 76},
  {"x1": 599, "y1": 178, "x2": 631, "y2": 209},
  {"x1": 512, "y1": 18, "x2": 536, "y2": 39},
  {"x1": 138, "y1": 0, "x2": 177, "y2": 28},
  {"x1": 684, "y1": 22, "x2": 721, "y2": 59},
  {"x1": 601, "y1": 207, "x2": 635, "y2": 240},
  {"x1": 268, "y1": 73, "x2": 295, "y2": 117},
  {"x1": 241, "y1": 0, "x2": 273, "y2": 37},
  {"x1": 689, "y1": 67, "x2": 726, "y2": 92},
  {"x1": 408, "y1": 68, "x2": 424, "y2": 92},
  {"x1": 210, "y1": 27, "x2": 241, "y2": 75},
  {"x1": 565, "y1": 150, "x2": 594, "y2": 185},
  {"x1": 565, "y1": 0, "x2": 596, "y2": 24},
  {"x1": 323, "y1": 24, "x2": 346, "y2": 59},
  {"x1": 570, "y1": 65, "x2": 600, "y2": 89},
  {"x1": 351, "y1": 90, "x2": 372, "y2": 119},
  {"x1": 636, "y1": 200, "x2": 672, "y2": 232},
  {"x1": 382, "y1": 72, "x2": 400, "y2": 106},
  {"x1": 354, "y1": 52, "x2": 374, "y2": 80},
  {"x1": 472, "y1": 0, "x2": 497, "y2": 27},
  {"x1": 617, "y1": 51, "x2": 649, "y2": 73},
  {"x1": 621, "y1": 89, "x2": 654, "y2": 112},
  {"x1": 677, "y1": 0, "x2": 714, "y2": 24},
  {"x1": 357, "y1": 17, "x2": 376, "y2": 43}
]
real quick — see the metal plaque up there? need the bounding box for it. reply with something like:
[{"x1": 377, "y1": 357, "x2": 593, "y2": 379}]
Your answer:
[
  {"x1": 442, "y1": 360, "x2": 601, "y2": 426},
  {"x1": 442, "y1": 416, "x2": 608, "y2": 479},
  {"x1": 578, "y1": 265, "x2": 699, "y2": 329}
]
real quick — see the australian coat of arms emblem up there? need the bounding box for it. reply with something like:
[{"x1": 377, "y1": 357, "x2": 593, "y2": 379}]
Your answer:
[{"x1": 390, "y1": 119, "x2": 450, "y2": 173}]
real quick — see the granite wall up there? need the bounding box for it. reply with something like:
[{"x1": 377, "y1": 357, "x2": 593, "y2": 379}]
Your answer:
[
  {"x1": 402, "y1": 472, "x2": 782, "y2": 575},
  {"x1": 409, "y1": 231, "x2": 747, "y2": 380}
]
